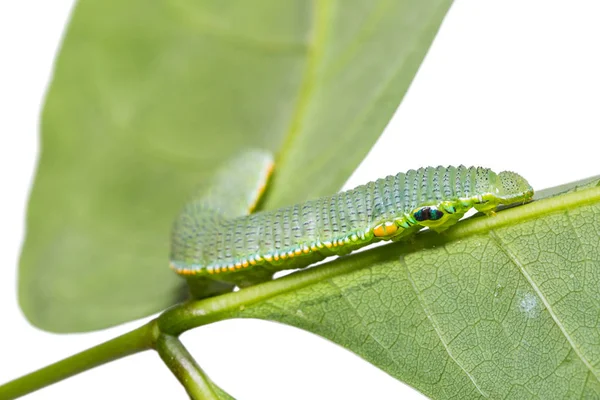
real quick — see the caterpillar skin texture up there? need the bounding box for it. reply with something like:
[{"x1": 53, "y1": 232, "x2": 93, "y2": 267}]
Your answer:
[{"x1": 170, "y1": 150, "x2": 534, "y2": 298}]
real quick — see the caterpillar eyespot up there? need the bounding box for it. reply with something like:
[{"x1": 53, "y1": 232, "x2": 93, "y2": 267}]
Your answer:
[
  {"x1": 170, "y1": 150, "x2": 534, "y2": 298},
  {"x1": 413, "y1": 207, "x2": 444, "y2": 222}
]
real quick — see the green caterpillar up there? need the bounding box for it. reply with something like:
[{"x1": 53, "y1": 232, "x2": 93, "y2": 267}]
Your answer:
[{"x1": 170, "y1": 150, "x2": 534, "y2": 298}]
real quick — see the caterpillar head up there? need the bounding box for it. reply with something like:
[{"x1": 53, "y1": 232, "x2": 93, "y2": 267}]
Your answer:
[{"x1": 495, "y1": 171, "x2": 534, "y2": 204}]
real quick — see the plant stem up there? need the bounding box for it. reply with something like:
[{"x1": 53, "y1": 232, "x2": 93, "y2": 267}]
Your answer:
[
  {"x1": 0, "y1": 321, "x2": 158, "y2": 400},
  {"x1": 156, "y1": 334, "x2": 221, "y2": 400}
]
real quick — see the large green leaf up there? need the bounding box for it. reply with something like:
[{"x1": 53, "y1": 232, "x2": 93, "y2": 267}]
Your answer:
[
  {"x1": 178, "y1": 179, "x2": 599, "y2": 399},
  {"x1": 18, "y1": 0, "x2": 452, "y2": 332}
]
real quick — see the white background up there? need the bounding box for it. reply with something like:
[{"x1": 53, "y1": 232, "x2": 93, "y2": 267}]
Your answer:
[{"x1": 1, "y1": 1, "x2": 599, "y2": 399}]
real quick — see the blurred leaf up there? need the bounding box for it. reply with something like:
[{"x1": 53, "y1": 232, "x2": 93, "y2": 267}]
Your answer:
[
  {"x1": 225, "y1": 180, "x2": 600, "y2": 399},
  {"x1": 19, "y1": 0, "x2": 452, "y2": 332}
]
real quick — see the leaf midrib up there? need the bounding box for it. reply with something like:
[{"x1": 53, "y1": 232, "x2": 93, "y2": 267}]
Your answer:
[{"x1": 275, "y1": 0, "x2": 333, "y2": 167}]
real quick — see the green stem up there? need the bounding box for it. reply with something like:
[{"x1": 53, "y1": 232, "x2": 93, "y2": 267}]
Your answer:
[
  {"x1": 0, "y1": 321, "x2": 158, "y2": 400},
  {"x1": 156, "y1": 334, "x2": 221, "y2": 400}
]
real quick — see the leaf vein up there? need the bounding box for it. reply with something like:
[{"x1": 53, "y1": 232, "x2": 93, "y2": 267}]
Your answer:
[
  {"x1": 325, "y1": 278, "x2": 406, "y2": 372},
  {"x1": 403, "y1": 257, "x2": 489, "y2": 398},
  {"x1": 488, "y1": 230, "x2": 600, "y2": 383}
]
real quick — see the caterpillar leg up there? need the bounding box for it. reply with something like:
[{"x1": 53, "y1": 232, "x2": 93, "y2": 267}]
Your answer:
[
  {"x1": 390, "y1": 224, "x2": 423, "y2": 242},
  {"x1": 473, "y1": 201, "x2": 499, "y2": 216},
  {"x1": 235, "y1": 268, "x2": 275, "y2": 289},
  {"x1": 428, "y1": 212, "x2": 464, "y2": 233},
  {"x1": 186, "y1": 277, "x2": 236, "y2": 300}
]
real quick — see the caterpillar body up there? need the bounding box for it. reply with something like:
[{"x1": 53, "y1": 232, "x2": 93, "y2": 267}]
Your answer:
[{"x1": 170, "y1": 150, "x2": 533, "y2": 298}]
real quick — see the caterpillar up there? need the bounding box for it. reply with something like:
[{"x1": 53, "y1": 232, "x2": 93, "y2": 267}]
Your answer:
[{"x1": 170, "y1": 150, "x2": 534, "y2": 298}]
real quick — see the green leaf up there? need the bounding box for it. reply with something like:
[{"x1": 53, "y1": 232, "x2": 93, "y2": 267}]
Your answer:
[
  {"x1": 19, "y1": 0, "x2": 452, "y2": 332},
  {"x1": 172, "y1": 179, "x2": 599, "y2": 399}
]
